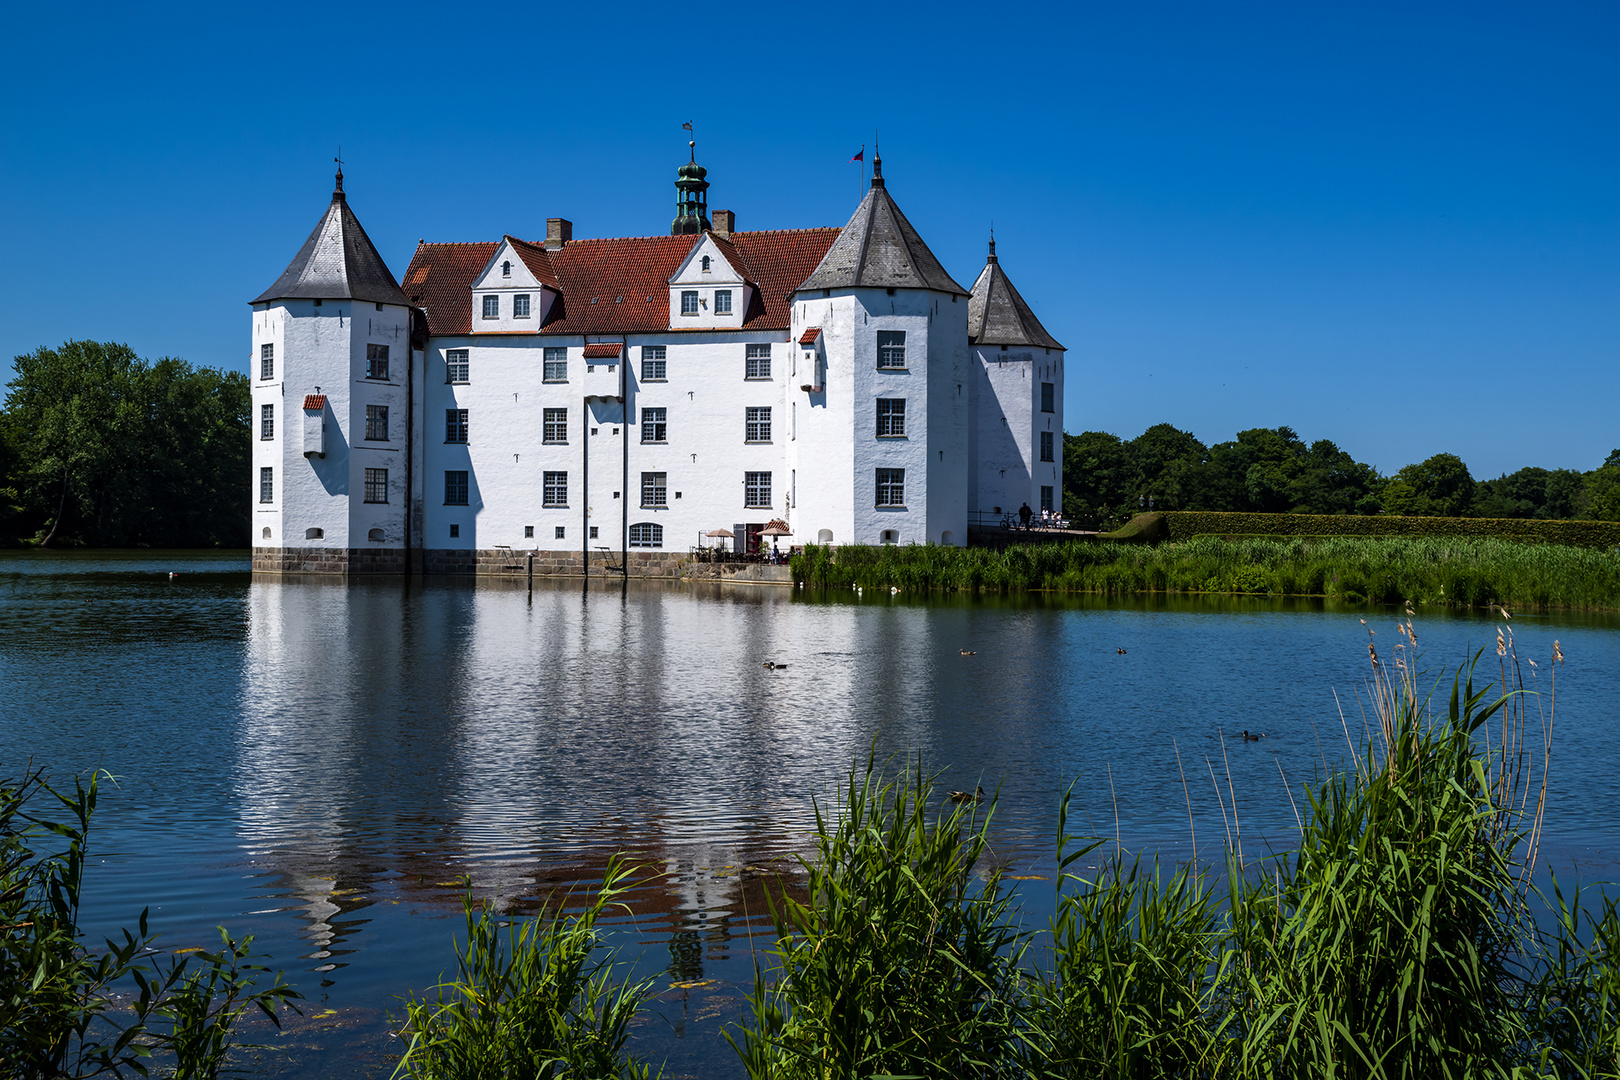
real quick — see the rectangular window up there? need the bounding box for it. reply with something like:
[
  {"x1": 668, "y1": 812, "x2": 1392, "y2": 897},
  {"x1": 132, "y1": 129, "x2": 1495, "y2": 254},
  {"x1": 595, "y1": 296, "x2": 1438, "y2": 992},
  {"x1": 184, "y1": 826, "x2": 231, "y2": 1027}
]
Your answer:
[
  {"x1": 260, "y1": 403, "x2": 274, "y2": 440},
  {"x1": 641, "y1": 345, "x2": 666, "y2": 381},
  {"x1": 876, "y1": 467, "x2": 905, "y2": 506},
  {"x1": 543, "y1": 407, "x2": 567, "y2": 444},
  {"x1": 715, "y1": 289, "x2": 732, "y2": 314},
  {"x1": 543, "y1": 471, "x2": 567, "y2": 507},
  {"x1": 445, "y1": 470, "x2": 469, "y2": 506},
  {"x1": 366, "y1": 343, "x2": 390, "y2": 380},
  {"x1": 745, "y1": 343, "x2": 771, "y2": 379},
  {"x1": 450, "y1": 523, "x2": 459, "y2": 538},
  {"x1": 876, "y1": 330, "x2": 906, "y2": 369},
  {"x1": 525, "y1": 525, "x2": 534, "y2": 538},
  {"x1": 513, "y1": 293, "x2": 531, "y2": 318},
  {"x1": 745, "y1": 471, "x2": 772, "y2": 508},
  {"x1": 641, "y1": 471, "x2": 667, "y2": 507},
  {"x1": 543, "y1": 347, "x2": 567, "y2": 382},
  {"x1": 482, "y1": 295, "x2": 499, "y2": 319},
  {"x1": 554, "y1": 526, "x2": 565, "y2": 539},
  {"x1": 364, "y1": 467, "x2": 388, "y2": 504},
  {"x1": 876, "y1": 398, "x2": 905, "y2": 437},
  {"x1": 446, "y1": 349, "x2": 469, "y2": 383},
  {"x1": 1041, "y1": 485, "x2": 1054, "y2": 513},
  {"x1": 259, "y1": 467, "x2": 273, "y2": 503},
  {"x1": 1041, "y1": 381, "x2": 1055, "y2": 413},
  {"x1": 590, "y1": 526, "x2": 599, "y2": 539},
  {"x1": 445, "y1": 408, "x2": 468, "y2": 443},
  {"x1": 680, "y1": 290, "x2": 699, "y2": 315},
  {"x1": 259, "y1": 343, "x2": 274, "y2": 380},
  {"x1": 745, "y1": 406, "x2": 771, "y2": 443},
  {"x1": 1040, "y1": 431, "x2": 1054, "y2": 462},
  {"x1": 629, "y1": 522, "x2": 663, "y2": 548},
  {"x1": 366, "y1": 404, "x2": 389, "y2": 441},
  {"x1": 641, "y1": 407, "x2": 666, "y2": 443}
]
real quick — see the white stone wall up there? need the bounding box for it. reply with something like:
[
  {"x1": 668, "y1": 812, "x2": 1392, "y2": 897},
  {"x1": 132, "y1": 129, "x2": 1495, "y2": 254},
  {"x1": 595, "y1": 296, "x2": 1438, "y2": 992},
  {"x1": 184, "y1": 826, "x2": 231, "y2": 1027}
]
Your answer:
[
  {"x1": 667, "y1": 235, "x2": 754, "y2": 331},
  {"x1": 969, "y1": 344, "x2": 1065, "y2": 518},
  {"x1": 470, "y1": 241, "x2": 558, "y2": 332},
  {"x1": 786, "y1": 294, "x2": 857, "y2": 546}
]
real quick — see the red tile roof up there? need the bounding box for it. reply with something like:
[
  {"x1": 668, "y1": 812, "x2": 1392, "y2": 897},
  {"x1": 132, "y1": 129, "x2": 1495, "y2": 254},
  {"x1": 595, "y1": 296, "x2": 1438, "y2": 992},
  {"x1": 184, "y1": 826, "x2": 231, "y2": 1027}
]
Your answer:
[
  {"x1": 302, "y1": 394, "x2": 327, "y2": 410},
  {"x1": 506, "y1": 236, "x2": 562, "y2": 291},
  {"x1": 582, "y1": 342, "x2": 623, "y2": 359},
  {"x1": 799, "y1": 327, "x2": 822, "y2": 344},
  {"x1": 403, "y1": 228, "x2": 840, "y2": 338}
]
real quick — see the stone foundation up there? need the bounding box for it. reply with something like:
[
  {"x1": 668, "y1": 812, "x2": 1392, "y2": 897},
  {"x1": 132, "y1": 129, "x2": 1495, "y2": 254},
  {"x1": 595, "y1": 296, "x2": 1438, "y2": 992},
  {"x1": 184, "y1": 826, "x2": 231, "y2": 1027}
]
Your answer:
[{"x1": 252, "y1": 546, "x2": 790, "y2": 583}]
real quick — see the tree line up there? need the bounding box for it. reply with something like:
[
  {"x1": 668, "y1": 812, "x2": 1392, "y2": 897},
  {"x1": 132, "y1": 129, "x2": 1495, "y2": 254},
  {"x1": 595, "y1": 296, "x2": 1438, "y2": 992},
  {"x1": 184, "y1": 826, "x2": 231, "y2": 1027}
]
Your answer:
[
  {"x1": 1, "y1": 340, "x2": 249, "y2": 547},
  {"x1": 1064, "y1": 423, "x2": 1620, "y2": 531}
]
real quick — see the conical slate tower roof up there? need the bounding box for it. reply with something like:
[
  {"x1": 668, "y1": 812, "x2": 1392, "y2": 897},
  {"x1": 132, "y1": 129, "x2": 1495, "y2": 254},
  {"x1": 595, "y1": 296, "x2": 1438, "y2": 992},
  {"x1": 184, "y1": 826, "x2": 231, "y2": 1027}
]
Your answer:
[
  {"x1": 797, "y1": 156, "x2": 966, "y2": 296},
  {"x1": 967, "y1": 237, "x2": 1064, "y2": 350},
  {"x1": 253, "y1": 171, "x2": 411, "y2": 306}
]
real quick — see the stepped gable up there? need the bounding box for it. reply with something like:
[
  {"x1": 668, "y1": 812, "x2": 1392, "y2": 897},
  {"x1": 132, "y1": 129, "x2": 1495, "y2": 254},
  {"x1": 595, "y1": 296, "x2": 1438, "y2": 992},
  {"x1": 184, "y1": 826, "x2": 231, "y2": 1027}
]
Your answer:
[
  {"x1": 402, "y1": 228, "x2": 840, "y2": 337},
  {"x1": 797, "y1": 157, "x2": 966, "y2": 296},
  {"x1": 253, "y1": 171, "x2": 410, "y2": 307},
  {"x1": 966, "y1": 238, "x2": 1064, "y2": 350}
]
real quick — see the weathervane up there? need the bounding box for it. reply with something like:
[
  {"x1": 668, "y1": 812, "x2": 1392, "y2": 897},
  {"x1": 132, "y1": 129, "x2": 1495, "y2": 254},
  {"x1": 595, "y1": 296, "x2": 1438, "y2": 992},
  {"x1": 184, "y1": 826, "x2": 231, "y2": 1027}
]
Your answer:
[{"x1": 681, "y1": 121, "x2": 694, "y2": 161}]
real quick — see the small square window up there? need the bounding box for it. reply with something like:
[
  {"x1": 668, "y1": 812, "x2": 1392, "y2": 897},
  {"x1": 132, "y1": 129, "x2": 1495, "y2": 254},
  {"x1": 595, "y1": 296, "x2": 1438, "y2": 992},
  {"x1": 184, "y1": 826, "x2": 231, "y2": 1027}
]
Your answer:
[
  {"x1": 446, "y1": 349, "x2": 469, "y2": 383},
  {"x1": 715, "y1": 289, "x2": 732, "y2": 314},
  {"x1": 260, "y1": 403, "x2": 274, "y2": 440},
  {"x1": 482, "y1": 295, "x2": 499, "y2": 319},
  {"x1": 445, "y1": 470, "x2": 469, "y2": 506},
  {"x1": 543, "y1": 347, "x2": 567, "y2": 382},
  {"x1": 745, "y1": 343, "x2": 771, "y2": 379},
  {"x1": 877, "y1": 330, "x2": 906, "y2": 369},
  {"x1": 259, "y1": 343, "x2": 274, "y2": 380},
  {"x1": 450, "y1": 523, "x2": 460, "y2": 538},
  {"x1": 525, "y1": 525, "x2": 535, "y2": 538},
  {"x1": 555, "y1": 526, "x2": 566, "y2": 539},
  {"x1": 589, "y1": 526, "x2": 599, "y2": 539},
  {"x1": 366, "y1": 343, "x2": 390, "y2": 380},
  {"x1": 514, "y1": 293, "x2": 531, "y2": 318},
  {"x1": 364, "y1": 467, "x2": 388, "y2": 504},
  {"x1": 680, "y1": 290, "x2": 699, "y2": 315},
  {"x1": 1041, "y1": 381, "x2": 1055, "y2": 413}
]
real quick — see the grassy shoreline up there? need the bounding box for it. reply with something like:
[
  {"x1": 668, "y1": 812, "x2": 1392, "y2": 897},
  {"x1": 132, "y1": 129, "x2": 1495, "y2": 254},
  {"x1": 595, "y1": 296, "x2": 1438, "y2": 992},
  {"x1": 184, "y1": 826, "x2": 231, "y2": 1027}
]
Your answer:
[{"x1": 791, "y1": 535, "x2": 1620, "y2": 610}]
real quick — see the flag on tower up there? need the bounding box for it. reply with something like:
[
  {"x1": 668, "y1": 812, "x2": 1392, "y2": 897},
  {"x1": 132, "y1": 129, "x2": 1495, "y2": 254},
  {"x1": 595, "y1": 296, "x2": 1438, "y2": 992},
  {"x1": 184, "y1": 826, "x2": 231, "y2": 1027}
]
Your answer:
[{"x1": 851, "y1": 147, "x2": 864, "y2": 162}]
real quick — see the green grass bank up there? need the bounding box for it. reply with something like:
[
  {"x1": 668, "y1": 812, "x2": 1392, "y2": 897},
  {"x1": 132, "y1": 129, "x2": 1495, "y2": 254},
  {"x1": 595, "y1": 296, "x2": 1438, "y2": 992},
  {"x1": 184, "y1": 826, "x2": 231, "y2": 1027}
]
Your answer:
[{"x1": 790, "y1": 535, "x2": 1620, "y2": 609}]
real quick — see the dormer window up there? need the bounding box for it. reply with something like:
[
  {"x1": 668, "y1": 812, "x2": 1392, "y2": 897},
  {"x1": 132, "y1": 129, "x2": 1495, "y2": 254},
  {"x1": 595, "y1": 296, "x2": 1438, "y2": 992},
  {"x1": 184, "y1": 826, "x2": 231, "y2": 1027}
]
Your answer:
[
  {"x1": 514, "y1": 294, "x2": 531, "y2": 318},
  {"x1": 701, "y1": 255, "x2": 711, "y2": 273},
  {"x1": 680, "y1": 290, "x2": 699, "y2": 315},
  {"x1": 482, "y1": 295, "x2": 499, "y2": 319},
  {"x1": 502, "y1": 260, "x2": 511, "y2": 277},
  {"x1": 715, "y1": 290, "x2": 732, "y2": 315}
]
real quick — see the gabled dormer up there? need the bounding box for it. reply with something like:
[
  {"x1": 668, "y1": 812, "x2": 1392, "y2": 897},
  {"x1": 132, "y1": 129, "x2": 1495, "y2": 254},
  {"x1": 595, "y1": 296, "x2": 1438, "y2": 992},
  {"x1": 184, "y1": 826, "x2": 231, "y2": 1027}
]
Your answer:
[
  {"x1": 667, "y1": 233, "x2": 754, "y2": 329},
  {"x1": 470, "y1": 236, "x2": 560, "y2": 333}
]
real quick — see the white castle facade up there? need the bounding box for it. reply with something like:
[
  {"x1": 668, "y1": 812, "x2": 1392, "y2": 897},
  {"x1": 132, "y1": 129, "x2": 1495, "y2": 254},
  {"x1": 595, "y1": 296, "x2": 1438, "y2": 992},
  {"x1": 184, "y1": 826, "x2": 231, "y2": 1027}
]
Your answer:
[{"x1": 249, "y1": 151, "x2": 1066, "y2": 575}]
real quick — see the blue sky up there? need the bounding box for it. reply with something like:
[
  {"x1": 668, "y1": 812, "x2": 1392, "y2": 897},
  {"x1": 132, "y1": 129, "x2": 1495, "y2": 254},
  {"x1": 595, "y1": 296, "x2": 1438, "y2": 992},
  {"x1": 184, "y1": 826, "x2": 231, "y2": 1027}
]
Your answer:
[{"x1": 1, "y1": 1, "x2": 1613, "y2": 478}]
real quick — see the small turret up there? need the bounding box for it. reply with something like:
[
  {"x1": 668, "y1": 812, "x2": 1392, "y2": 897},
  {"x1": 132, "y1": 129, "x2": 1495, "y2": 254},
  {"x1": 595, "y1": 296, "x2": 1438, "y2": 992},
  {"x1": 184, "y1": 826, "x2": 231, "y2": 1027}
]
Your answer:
[{"x1": 671, "y1": 139, "x2": 710, "y2": 235}]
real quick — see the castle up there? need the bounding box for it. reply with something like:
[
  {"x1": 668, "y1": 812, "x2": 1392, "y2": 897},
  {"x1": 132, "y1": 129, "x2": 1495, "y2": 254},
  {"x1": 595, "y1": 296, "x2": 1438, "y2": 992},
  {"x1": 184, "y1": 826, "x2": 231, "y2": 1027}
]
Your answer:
[{"x1": 249, "y1": 148, "x2": 1066, "y2": 575}]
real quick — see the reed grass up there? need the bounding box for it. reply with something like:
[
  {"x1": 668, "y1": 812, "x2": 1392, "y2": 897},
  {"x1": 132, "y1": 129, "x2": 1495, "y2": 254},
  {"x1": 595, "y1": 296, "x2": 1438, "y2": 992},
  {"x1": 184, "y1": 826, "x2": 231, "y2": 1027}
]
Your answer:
[{"x1": 790, "y1": 536, "x2": 1620, "y2": 609}]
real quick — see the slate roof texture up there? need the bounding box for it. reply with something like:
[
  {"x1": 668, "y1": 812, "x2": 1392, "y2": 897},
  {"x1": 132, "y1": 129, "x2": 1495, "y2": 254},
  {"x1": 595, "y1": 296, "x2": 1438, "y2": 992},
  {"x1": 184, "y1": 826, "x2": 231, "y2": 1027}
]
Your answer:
[
  {"x1": 402, "y1": 228, "x2": 841, "y2": 337},
  {"x1": 253, "y1": 184, "x2": 412, "y2": 307},
  {"x1": 797, "y1": 178, "x2": 967, "y2": 296},
  {"x1": 967, "y1": 248, "x2": 1065, "y2": 350}
]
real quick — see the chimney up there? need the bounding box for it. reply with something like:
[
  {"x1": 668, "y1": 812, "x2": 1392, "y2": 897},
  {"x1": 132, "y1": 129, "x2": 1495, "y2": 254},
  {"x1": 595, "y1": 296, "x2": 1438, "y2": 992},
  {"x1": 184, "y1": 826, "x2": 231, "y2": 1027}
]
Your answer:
[
  {"x1": 545, "y1": 218, "x2": 572, "y2": 250},
  {"x1": 712, "y1": 209, "x2": 735, "y2": 237}
]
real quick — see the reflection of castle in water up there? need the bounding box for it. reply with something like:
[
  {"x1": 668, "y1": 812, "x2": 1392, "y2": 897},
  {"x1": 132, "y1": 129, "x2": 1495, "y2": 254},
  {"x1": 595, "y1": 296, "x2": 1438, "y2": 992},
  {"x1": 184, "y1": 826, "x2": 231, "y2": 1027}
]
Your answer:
[{"x1": 233, "y1": 576, "x2": 931, "y2": 976}]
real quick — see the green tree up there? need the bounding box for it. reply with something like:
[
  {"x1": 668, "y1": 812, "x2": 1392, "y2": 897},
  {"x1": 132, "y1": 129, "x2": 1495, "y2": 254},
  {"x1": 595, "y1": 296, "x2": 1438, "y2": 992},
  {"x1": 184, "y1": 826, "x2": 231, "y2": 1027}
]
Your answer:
[
  {"x1": 3, "y1": 341, "x2": 249, "y2": 546},
  {"x1": 1062, "y1": 431, "x2": 1133, "y2": 528},
  {"x1": 1126, "y1": 423, "x2": 1207, "y2": 511},
  {"x1": 1288, "y1": 439, "x2": 1383, "y2": 515},
  {"x1": 1380, "y1": 452, "x2": 1476, "y2": 517},
  {"x1": 1583, "y1": 450, "x2": 1620, "y2": 522}
]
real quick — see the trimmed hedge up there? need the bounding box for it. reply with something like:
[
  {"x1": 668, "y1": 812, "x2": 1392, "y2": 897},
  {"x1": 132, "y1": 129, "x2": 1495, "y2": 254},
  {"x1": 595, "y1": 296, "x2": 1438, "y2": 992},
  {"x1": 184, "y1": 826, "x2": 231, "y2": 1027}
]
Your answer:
[{"x1": 1112, "y1": 512, "x2": 1620, "y2": 548}]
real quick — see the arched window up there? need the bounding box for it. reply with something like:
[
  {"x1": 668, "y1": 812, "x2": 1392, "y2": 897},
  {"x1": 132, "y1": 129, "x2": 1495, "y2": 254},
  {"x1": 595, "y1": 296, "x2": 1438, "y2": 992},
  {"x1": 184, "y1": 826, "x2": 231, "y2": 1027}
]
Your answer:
[
  {"x1": 368, "y1": 528, "x2": 385, "y2": 542},
  {"x1": 940, "y1": 531, "x2": 953, "y2": 546},
  {"x1": 305, "y1": 527, "x2": 324, "y2": 540},
  {"x1": 629, "y1": 522, "x2": 663, "y2": 548},
  {"x1": 501, "y1": 260, "x2": 511, "y2": 277},
  {"x1": 816, "y1": 529, "x2": 833, "y2": 544},
  {"x1": 700, "y1": 255, "x2": 711, "y2": 272},
  {"x1": 261, "y1": 526, "x2": 272, "y2": 540}
]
